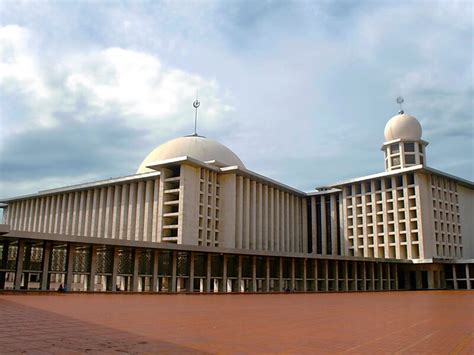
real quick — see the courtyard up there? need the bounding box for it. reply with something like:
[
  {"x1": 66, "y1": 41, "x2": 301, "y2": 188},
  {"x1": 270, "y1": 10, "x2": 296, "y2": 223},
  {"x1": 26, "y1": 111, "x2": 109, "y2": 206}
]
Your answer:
[{"x1": 0, "y1": 291, "x2": 473, "y2": 354}]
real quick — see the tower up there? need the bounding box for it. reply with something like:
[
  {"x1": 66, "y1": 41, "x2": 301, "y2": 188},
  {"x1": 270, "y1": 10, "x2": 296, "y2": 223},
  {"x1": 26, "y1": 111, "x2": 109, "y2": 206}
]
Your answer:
[{"x1": 381, "y1": 100, "x2": 428, "y2": 171}]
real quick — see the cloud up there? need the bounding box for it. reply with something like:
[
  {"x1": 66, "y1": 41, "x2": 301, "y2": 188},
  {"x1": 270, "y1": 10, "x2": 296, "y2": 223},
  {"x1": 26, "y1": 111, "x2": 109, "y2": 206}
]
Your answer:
[
  {"x1": 0, "y1": 1, "x2": 472, "y2": 199},
  {"x1": 0, "y1": 24, "x2": 233, "y2": 198},
  {"x1": 0, "y1": 25, "x2": 232, "y2": 136}
]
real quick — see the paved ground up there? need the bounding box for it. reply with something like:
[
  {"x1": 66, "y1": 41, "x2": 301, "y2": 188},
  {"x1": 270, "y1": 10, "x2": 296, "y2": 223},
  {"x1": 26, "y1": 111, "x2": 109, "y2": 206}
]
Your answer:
[{"x1": 0, "y1": 291, "x2": 473, "y2": 354}]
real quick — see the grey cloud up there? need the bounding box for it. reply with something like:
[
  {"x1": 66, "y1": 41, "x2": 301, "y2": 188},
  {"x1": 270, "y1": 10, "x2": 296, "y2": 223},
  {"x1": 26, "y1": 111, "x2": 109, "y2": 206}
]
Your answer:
[{"x1": 0, "y1": 118, "x2": 149, "y2": 186}]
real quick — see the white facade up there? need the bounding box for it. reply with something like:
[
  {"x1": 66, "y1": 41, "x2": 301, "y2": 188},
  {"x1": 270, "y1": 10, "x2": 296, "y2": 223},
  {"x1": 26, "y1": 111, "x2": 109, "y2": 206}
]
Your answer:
[{"x1": 1, "y1": 111, "x2": 473, "y2": 264}]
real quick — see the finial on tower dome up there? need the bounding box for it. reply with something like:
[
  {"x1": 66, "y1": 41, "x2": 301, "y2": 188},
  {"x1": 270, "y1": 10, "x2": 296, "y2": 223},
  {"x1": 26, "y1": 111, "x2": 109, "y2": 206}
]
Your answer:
[
  {"x1": 396, "y1": 96, "x2": 404, "y2": 114},
  {"x1": 192, "y1": 92, "x2": 201, "y2": 136}
]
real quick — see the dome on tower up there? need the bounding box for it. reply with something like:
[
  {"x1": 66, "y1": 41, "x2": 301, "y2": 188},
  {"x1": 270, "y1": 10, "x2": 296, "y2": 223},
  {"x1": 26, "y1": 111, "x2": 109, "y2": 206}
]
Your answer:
[
  {"x1": 136, "y1": 135, "x2": 245, "y2": 174},
  {"x1": 384, "y1": 112, "x2": 422, "y2": 142}
]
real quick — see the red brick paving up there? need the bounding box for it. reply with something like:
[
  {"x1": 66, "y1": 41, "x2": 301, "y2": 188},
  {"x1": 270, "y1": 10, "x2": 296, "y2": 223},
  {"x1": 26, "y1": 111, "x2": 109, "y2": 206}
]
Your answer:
[{"x1": 0, "y1": 291, "x2": 473, "y2": 354}]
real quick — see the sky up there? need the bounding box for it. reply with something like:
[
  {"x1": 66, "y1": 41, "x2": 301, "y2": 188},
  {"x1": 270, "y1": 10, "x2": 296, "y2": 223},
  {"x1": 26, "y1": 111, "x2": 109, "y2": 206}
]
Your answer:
[{"x1": 0, "y1": 0, "x2": 472, "y2": 199}]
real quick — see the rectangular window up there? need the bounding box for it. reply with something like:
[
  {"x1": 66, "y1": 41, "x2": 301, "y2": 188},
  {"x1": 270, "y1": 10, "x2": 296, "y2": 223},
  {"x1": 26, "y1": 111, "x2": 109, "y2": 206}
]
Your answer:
[
  {"x1": 375, "y1": 180, "x2": 382, "y2": 191},
  {"x1": 404, "y1": 142, "x2": 415, "y2": 152},
  {"x1": 391, "y1": 156, "x2": 401, "y2": 167},
  {"x1": 405, "y1": 154, "x2": 416, "y2": 165},
  {"x1": 346, "y1": 186, "x2": 352, "y2": 196},
  {"x1": 390, "y1": 144, "x2": 400, "y2": 154}
]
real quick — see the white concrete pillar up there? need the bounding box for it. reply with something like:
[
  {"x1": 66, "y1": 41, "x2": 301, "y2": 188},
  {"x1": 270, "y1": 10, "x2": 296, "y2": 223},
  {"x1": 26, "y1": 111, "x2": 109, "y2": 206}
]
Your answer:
[
  {"x1": 89, "y1": 245, "x2": 97, "y2": 292},
  {"x1": 83, "y1": 191, "x2": 92, "y2": 237},
  {"x1": 256, "y1": 183, "x2": 263, "y2": 251},
  {"x1": 43, "y1": 197, "x2": 50, "y2": 233},
  {"x1": 151, "y1": 250, "x2": 159, "y2": 292},
  {"x1": 96, "y1": 188, "x2": 106, "y2": 238},
  {"x1": 321, "y1": 196, "x2": 327, "y2": 255},
  {"x1": 250, "y1": 180, "x2": 257, "y2": 250},
  {"x1": 151, "y1": 179, "x2": 160, "y2": 243},
  {"x1": 135, "y1": 182, "x2": 145, "y2": 241},
  {"x1": 119, "y1": 184, "x2": 129, "y2": 240},
  {"x1": 222, "y1": 255, "x2": 227, "y2": 293},
  {"x1": 243, "y1": 178, "x2": 250, "y2": 249},
  {"x1": 466, "y1": 265, "x2": 471, "y2": 290},
  {"x1": 71, "y1": 192, "x2": 80, "y2": 235},
  {"x1": 262, "y1": 185, "x2": 268, "y2": 251},
  {"x1": 265, "y1": 257, "x2": 270, "y2": 292},
  {"x1": 268, "y1": 187, "x2": 274, "y2": 251},
  {"x1": 65, "y1": 243, "x2": 75, "y2": 291},
  {"x1": 90, "y1": 190, "x2": 99, "y2": 237},
  {"x1": 171, "y1": 251, "x2": 177, "y2": 292},
  {"x1": 103, "y1": 186, "x2": 114, "y2": 239},
  {"x1": 127, "y1": 183, "x2": 137, "y2": 241},
  {"x1": 14, "y1": 240, "x2": 26, "y2": 290},
  {"x1": 236, "y1": 177, "x2": 243, "y2": 249},
  {"x1": 303, "y1": 258, "x2": 307, "y2": 292},
  {"x1": 143, "y1": 180, "x2": 154, "y2": 242},
  {"x1": 252, "y1": 256, "x2": 257, "y2": 292},
  {"x1": 205, "y1": 254, "x2": 211, "y2": 293},
  {"x1": 275, "y1": 190, "x2": 280, "y2": 251},
  {"x1": 132, "y1": 249, "x2": 140, "y2": 292}
]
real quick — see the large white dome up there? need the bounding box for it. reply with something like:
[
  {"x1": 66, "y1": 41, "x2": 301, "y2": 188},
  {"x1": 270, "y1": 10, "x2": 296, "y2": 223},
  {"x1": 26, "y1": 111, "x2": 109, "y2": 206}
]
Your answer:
[
  {"x1": 384, "y1": 112, "x2": 422, "y2": 142},
  {"x1": 137, "y1": 135, "x2": 245, "y2": 174}
]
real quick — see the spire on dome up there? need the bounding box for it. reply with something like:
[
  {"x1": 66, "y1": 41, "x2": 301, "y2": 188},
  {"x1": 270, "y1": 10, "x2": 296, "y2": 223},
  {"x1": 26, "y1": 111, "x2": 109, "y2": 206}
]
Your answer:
[
  {"x1": 192, "y1": 92, "x2": 200, "y2": 136},
  {"x1": 396, "y1": 96, "x2": 404, "y2": 114}
]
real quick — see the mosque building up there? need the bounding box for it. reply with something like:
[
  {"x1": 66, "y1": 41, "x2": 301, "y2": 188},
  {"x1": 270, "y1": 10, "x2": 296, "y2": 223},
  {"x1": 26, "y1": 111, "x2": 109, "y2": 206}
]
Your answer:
[{"x1": 0, "y1": 100, "x2": 473, "y2": 293}]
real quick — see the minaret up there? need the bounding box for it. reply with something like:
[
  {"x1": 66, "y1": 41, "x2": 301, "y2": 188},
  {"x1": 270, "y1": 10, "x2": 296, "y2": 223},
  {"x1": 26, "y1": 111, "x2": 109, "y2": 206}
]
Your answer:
[{"x1": 381, "y1": 97, "x2": 428, "y2": 171}]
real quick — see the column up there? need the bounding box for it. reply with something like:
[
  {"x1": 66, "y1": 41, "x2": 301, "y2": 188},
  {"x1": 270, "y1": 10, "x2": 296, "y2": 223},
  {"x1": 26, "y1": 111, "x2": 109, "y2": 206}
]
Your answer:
[
  {"x1": 110, "y1": 247, "x2": 119, "y2": 292},
  {"x1": 41, "y1": 241, "x2": 51, "y2": 291},
  {"x1": 151, "y1": 250, "x2": 159, "y2": 292},
  {"x1": 334, "y1": 261, "x2": 339, "y2": 292},
  {"x1": 252, "y1": 256, "x2": 257, "y2": 292},
  {"x1": 303, "y1": 258, "x2": 307, "y2": 292},
  {"x1": 237, "y1": 255, "x2": 243, "y2": 292},
  {"x1": 14, "y1": 240, "x2": 26, "y2": 290},
  {"x1": 353, "y1": 261, "x2": 358, "y2": 292},
  {"x1": 314, "y1": 259, "x2": 319, "y2": 292},
  {"x1": 394, "y1": 264, "x2": 399, "y2": 290},
  {"x1": 171, "y1": 251, "x2": 177, "y2": 292},
  {"x1": 278, "y1": 257, "x2": 283, "y2": 292},
  {"x1": 265, "y1": 257, "x2": 270, "y2": 292},
  {"x1": 132, "y1": 249, "x2": 140, "y2": 292},
  {"x1": 427, "y1": 269, "x2": 435, "y2": 290},
  {"x1": 343, "y1": 261, "x2": 349, "y2": 291},
  {"x1": 379, "y1": 263, "x2": 384, "y2": 290},
  {"x1": 452, "y1": 264, "x2": 458, "y2": 290},
  {"x1": 23, "y1": 244, "x2": 32, "y2": 290},
  {"x1": 324, "y1": 260, "x2": 329, "y2": 291},
  {"x1": 371, "y1": 263, "x2": 376, "y2": 291},
  {"x1": 0, "y1": 242, "x2": 9, "y2": 289},
  {"x1": 222, "y1": 255, "x2": 227, "y2": 293},
  {"x1": 89, "y1": 245, "x2": 97, "y2": 292},
  {"x1": 65, "y1": 243, "x2": 75, "y2": 291},
  {"x1": 403, "y1": 271, "x2": 410, "y2": 290},
  {"x1": 205, "y1": 254, "x2": 211, "y2": 293},
  {"x1": 362, "y1": 262, "x2": 367, "y2": 291},
  {"x1": 188, "y1": 252, "x2": 195, "y2": 293},
  {"x1": 466, "y1": 265, "x2": 471, "y2": 290},
  {"x1": 415, "y1": 271, "x2": 423, "y2": 290},
  {"x1": 290, "y1": 258, "x2": 295, "y2": 291},
  {"x1": 386, "y1": 264, "x2": 391, "y2": 290}
]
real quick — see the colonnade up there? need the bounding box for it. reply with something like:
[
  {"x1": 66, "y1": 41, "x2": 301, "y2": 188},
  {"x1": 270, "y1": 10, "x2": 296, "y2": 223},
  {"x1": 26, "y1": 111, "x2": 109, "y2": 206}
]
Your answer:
[{"x1": 0, "y1": 238, "x2": 406, "y2": 293}]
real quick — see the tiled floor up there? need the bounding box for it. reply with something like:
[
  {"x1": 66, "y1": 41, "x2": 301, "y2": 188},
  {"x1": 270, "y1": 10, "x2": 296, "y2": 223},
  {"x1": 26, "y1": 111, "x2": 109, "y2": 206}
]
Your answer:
[{"x1": 0, "y1": 291, "x2": 473, "y2": 354}]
